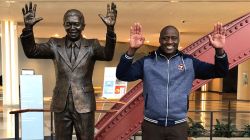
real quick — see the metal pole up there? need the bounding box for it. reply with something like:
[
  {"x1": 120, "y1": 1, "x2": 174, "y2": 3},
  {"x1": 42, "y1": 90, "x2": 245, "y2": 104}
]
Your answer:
[
  {"x1": 14, "y1": 113, "x2": 19, "y2": 140},
  {"x1": 51, "y1": 112, "x2": 54, "y2": 140},
  {"x1": 210, "y1": 112, "x2": 213, "y2": 140},
  {"x1": 227, "y1": 100, "x2": 231, "y2": 137}
]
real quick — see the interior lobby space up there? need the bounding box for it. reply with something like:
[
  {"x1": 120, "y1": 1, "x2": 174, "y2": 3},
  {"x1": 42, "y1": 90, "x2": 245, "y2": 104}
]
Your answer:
[{"x1": 1, "y1": 0, "x2": 250, "y2": 139}]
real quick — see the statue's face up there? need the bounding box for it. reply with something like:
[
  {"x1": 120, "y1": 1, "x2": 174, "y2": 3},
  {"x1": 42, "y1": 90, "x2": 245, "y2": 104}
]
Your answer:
[{"x1": 64, "y1": 14, "x2": 85, "y2": 41}]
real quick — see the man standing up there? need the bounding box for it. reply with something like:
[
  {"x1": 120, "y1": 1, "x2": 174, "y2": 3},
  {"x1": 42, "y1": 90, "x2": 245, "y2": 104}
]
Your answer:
[
  {"x1": 116, "y1": 23, "x2": 228, "y2": 140},
  {"x1": 21, "y1": 2, "x2": 117, "y2": 140}
]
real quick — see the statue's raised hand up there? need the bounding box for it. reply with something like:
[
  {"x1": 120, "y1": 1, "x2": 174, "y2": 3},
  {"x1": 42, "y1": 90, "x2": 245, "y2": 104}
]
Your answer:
[
  {"x1": 99, "y1": 2, "x2": 117, "y2": 27},
  {"x1": 22, "y1": 2, "x2": 43, "y2": 29}
]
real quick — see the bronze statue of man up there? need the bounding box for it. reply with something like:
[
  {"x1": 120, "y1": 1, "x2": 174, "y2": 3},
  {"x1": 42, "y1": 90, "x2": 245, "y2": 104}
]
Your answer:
[{"x1": 20, "y1": 2, "x2": 117, "y2": 140}]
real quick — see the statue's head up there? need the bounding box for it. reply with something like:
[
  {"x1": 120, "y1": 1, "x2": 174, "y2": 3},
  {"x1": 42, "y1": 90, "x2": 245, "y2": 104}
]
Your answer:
[{"x1": 63, "y1": 9, "x2": 85, "y2": 41}]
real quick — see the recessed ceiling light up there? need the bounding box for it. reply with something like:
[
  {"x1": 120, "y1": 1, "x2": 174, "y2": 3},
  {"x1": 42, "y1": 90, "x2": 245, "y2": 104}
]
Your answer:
[
  {"x1": 5, "y1": 1, "x2": 15, "y2": 4},
  {"x1": 170, "y1": 0, "x2": 179, "y2": 3}
]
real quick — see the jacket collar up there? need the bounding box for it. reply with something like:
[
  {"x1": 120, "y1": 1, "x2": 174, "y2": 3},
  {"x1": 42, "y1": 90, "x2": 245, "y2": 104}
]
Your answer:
[{"x1": 155, "y1": 49, "x2": 182, "y2": 60}]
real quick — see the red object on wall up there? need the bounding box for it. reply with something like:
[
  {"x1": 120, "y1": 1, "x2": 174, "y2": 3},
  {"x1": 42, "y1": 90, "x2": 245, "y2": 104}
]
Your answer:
[
  {"x1": 95, "y1": 13, "x2": 250, "y2": 140},
  {"x1": 115, "y1": 86, "x2": 126, "y2": 94}
]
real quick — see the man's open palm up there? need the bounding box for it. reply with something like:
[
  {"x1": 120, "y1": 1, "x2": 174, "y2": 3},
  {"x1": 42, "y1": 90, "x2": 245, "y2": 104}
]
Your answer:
[
  {"x1": 130, "y1": 23, "x2": 145, "y2": 49},
  {"x1": 209, "y1": 23, "x2": 226, "y2": 49}
]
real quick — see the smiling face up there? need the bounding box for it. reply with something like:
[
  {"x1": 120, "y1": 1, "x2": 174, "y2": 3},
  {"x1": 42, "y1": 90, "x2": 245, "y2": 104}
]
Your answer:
[
  {"x1": 63, "y1": 9, "x2": 85, "y2": 41},
  {"x1": 159, "y1": 26, "x2": 179, "y2": 58}
]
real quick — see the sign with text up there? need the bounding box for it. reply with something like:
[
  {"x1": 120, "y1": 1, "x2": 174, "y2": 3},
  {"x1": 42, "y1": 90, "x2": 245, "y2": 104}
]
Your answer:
[{"x1": 102, "y1": 67, "x2": 127, "y2": 99}]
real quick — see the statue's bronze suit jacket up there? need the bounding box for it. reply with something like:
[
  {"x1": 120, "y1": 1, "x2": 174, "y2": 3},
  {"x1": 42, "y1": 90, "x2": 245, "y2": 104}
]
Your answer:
[{"x1": 20, "y1": 30, "x2": 116, "y2": 113}]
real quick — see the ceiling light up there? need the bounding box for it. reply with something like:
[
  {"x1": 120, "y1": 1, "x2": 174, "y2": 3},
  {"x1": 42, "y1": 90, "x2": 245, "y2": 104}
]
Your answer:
[
  {"x1": 170, "y1": 0, "x2": 179, "y2": 3},
  {"x1": 5, "y1": 0, "x2": 15, "y2": 4}
]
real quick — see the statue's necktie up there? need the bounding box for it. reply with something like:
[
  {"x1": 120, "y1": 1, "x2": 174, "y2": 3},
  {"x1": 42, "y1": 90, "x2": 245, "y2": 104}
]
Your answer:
[{"x1": 70, "y1": 43, "x2": 76, "y2": 65}]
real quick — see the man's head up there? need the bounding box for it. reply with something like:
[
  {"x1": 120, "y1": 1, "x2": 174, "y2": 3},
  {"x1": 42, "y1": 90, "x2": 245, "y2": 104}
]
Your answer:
[
  {"x1": 159, "y1": 25, "x2": 179, "y2": 57},
  {"x1": 63, "y1": 9, "x2": 85, "y2": 41}
]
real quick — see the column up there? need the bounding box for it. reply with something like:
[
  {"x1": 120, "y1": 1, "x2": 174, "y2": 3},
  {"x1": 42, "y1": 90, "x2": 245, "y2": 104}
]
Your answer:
[
  {"x1": 237, "y1": 60, "x2": 250, "y2": 100},
  {"x1": 1, "y1": 20, "x2": 19, "y2": 105}
]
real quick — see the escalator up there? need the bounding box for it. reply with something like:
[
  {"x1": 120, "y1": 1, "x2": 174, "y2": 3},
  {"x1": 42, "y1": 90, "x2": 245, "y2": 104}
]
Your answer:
[{"x1": 95, "y1": 13, "x2": 250, "y2": 140}]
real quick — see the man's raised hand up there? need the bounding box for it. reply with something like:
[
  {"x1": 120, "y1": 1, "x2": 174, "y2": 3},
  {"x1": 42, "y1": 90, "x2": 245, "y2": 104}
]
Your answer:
[
  {"x1": 126, "y1": 23, "x2": 145, "y2": 56},
  {"x1": 208, "y1": 22, "x2": 226, "y2": 49},
  {"x1": 130, "y1": 23, "x2": 145, "y2": 49}
]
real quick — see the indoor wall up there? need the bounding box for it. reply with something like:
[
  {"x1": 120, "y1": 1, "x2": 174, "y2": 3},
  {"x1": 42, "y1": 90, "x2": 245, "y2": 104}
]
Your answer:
[{"x1": 237, "y1": 59, "x2": 250, "y2": 100}]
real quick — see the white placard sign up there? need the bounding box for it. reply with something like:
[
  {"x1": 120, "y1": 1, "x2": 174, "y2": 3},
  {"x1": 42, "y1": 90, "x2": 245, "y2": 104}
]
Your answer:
[{"x1": 102, "y1": 67, "x2": 127, "y2": 99}]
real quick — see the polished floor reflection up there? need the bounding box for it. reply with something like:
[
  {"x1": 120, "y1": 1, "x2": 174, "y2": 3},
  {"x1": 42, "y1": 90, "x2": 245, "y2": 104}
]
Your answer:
[
  {"x1": 0, "y1": 91, "x2": 250, "y2": 139},
  {"x1": 188, "y1": 91, "x2": 250, "y2": 131}
]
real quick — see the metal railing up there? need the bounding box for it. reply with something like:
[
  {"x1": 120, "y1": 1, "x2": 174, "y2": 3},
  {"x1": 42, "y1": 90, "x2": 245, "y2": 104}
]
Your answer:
[
  {"x1": 131, "y1": 99, "x2": 250, "y2": 140},
  {"x1": 130, "y1": 110, "x2": 250, "y2": 140},
  {"x1": 188, "y1": 110, "x2": 250, "y2": 140},
  {"x1": 9, "y1": 109, "x2": 52, "y2": 140},
  {"x1": 9, "y1": 100, "x2": 125, "y2": 140},
  {"x1": 9, "y1": 99, "x2": 250, "y2": 140}
]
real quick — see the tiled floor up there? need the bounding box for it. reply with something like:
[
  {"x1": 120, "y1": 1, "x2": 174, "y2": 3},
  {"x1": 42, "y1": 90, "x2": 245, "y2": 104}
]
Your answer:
[{"x1": 0, "y1": 91, "x2": 250, "y2": 139}]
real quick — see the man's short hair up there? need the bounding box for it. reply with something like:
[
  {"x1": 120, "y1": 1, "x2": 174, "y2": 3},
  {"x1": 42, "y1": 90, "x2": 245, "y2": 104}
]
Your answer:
[
  {"x1": 160, "y1": 25, "x2": 179, "y2": 37},
  {"x1": 63, "y1": 9, "x2": 85, "y2": 25}
]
